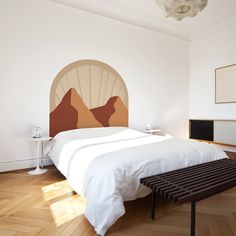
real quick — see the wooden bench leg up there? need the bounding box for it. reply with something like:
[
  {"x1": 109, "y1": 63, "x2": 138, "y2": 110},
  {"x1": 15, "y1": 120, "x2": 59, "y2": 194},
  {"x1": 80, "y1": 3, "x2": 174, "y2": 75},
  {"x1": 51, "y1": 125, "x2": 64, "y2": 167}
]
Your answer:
[
  {"x1": 190, "y1": 201, "x2": 196, "y2": 236},
  {"x1": 151, "y1": 190, "x2": 156, "y2": 220}
]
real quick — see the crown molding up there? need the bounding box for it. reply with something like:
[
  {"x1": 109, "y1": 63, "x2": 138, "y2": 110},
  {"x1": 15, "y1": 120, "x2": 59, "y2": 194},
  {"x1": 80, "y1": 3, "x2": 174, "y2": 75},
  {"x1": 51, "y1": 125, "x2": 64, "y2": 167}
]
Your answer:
[
  {"x1": 49, "y1": 0, "x2": 190, "y2": 41},
  {"x1": 48, "y1": 0, "x2": 236, "y2": 42},
  {"x1": 190, "y1": 11, "x2": 236, "y2": 40}
]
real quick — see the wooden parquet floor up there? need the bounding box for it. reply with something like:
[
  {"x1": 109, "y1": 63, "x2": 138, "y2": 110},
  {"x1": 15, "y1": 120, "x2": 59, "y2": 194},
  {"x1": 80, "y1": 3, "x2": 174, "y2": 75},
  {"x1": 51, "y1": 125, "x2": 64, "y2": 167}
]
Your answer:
[{"x1": 0, "y1": 166, "x2": 236, "y2": 236}]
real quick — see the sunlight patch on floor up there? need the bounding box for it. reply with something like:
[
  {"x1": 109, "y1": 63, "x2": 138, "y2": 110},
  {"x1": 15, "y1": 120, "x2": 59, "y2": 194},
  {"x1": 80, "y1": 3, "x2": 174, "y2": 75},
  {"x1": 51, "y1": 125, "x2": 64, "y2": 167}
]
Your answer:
[
  {"x1": 41, "y1": 180, "x2": 87, "y2": 227},
  {"x1": 49, "y1": 195, "x2": 87, "y2": 226},
  {"x1": 41, "y1": 180, "x2": 74, "y2": 201}
]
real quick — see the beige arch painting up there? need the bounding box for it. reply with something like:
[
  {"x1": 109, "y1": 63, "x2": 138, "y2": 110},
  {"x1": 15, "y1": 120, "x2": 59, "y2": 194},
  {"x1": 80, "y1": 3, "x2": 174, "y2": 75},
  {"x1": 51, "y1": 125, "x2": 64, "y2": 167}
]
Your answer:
[{"x1": 50, "y1": 60, "x2": 128, "y2": 137}]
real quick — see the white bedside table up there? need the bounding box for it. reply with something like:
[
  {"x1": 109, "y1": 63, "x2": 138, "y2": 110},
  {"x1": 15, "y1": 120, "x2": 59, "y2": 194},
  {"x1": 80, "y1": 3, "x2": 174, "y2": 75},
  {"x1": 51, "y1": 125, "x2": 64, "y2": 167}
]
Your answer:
[
  {"x1": 144, "y1": 129, "x2": 162, "y2": 135},
  {"x1": 27, "y1": 136, "x2": 52, "y2": 175}
]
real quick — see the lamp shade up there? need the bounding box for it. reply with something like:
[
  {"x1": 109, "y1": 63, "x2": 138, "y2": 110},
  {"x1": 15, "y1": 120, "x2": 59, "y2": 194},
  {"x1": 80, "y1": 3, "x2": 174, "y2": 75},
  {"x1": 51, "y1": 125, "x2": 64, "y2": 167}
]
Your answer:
[{"x1": 156, "y1": 0, "x2": 208, "y2": 20}]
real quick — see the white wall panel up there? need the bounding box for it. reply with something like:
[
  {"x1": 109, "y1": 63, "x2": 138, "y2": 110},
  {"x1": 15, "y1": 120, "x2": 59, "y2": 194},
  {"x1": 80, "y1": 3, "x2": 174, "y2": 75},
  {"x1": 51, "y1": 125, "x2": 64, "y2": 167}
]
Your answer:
[{"x1": 0, "y1": 0, "x2": 189, "y2": 170}]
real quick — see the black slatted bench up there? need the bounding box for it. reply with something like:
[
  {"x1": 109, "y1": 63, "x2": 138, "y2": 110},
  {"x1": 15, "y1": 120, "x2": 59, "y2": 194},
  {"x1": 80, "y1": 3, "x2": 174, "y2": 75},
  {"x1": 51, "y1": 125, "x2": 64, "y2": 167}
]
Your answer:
[{"x1": 140, "y1": 158, "x2": 236, "y2": 236}]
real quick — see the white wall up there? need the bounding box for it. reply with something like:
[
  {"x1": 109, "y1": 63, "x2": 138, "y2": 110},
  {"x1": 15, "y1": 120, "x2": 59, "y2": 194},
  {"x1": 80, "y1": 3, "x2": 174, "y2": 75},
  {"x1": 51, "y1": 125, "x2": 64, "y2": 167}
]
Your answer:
[
  {"x1": 190, "y1": 24, "x2": 236, "y2": 119},
  {"x1": 190, "y1": 23, "x2": 236, "y2": 152},
  {"x1": 0, "y1": 0, "x2": 189, "y2": 171}
]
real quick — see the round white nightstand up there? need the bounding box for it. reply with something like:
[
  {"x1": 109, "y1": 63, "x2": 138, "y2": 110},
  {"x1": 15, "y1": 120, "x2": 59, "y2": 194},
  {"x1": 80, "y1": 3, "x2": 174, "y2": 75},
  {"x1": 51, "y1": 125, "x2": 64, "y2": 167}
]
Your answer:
[
  {"x1": 27, "y1": 137, "x2": 52, "y2": 175},
  {"x1": 144, "y1": 129, "x2": 162, "y2": 135}
]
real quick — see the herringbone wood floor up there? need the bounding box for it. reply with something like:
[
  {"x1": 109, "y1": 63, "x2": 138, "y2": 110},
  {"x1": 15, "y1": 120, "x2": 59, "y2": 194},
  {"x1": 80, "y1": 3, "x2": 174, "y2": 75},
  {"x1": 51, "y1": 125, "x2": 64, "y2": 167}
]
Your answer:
[{"x1": 0, "y1": 166, "x2": 236, "y2": 236}]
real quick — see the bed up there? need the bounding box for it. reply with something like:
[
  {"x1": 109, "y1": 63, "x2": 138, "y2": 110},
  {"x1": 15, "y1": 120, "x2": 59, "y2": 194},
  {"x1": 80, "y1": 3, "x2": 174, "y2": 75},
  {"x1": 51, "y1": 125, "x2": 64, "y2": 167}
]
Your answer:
[{"x1": 48, "y1": 60, "x2": 227, "y2": 235}]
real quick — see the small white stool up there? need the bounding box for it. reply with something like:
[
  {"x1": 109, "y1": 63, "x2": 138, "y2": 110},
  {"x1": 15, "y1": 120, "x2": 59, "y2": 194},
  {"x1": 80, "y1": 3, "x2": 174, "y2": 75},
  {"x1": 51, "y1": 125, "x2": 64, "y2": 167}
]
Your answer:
[{"x1": 27, "y1": 137, "x2": 52, "y2": 175}]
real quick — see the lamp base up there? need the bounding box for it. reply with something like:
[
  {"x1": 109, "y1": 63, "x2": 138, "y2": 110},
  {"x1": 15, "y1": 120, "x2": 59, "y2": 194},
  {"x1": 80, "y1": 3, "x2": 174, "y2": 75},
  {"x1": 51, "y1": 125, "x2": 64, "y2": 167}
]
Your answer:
[{"x1": 28, "y1": 167, "x2": 47, "y2": 175}]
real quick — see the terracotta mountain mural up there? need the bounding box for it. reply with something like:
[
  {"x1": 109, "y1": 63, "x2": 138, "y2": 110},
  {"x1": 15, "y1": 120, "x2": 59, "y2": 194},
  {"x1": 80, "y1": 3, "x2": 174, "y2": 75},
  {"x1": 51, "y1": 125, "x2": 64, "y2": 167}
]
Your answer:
[
  {"x1": 50, "y1": 88, "x2": 128, "y2": 137},
  {"x1": 91, "y1": 96, "x2": 128, "y2": 127}
]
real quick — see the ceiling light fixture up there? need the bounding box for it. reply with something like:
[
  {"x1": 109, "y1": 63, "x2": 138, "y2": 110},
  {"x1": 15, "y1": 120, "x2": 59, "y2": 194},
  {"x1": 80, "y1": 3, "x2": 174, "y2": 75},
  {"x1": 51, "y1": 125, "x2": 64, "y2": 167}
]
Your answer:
[{"x1": 156, "y1": 0, "x2": 208, "y2": 21}]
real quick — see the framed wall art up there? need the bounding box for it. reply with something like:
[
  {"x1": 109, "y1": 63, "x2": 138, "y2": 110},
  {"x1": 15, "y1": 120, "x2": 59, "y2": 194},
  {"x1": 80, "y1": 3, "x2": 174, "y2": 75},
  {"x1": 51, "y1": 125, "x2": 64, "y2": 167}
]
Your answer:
[{"x1": 215, "y1": 64, "x2": 236, "y2": 103}]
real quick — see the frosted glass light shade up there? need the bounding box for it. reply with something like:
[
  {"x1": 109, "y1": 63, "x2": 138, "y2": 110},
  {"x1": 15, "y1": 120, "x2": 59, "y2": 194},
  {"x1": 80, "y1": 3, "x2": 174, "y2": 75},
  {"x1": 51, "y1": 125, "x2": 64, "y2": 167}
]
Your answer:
[{"x1": 156, "y1": 0, "x2": 208, "y2": 20}]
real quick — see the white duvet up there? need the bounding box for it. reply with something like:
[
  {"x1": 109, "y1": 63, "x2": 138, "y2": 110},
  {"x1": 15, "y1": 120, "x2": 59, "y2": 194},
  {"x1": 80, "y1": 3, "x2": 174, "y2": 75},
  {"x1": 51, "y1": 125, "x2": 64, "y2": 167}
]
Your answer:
[{"x1": 48, "y1": 127, "x2": 227, "y2": 235}]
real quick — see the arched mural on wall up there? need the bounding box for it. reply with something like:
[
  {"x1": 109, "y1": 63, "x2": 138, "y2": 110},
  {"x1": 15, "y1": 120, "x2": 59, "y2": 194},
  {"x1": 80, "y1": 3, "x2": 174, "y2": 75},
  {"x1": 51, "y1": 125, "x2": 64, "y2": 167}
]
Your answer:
[{"x1": 49, "y1": 59, "x2": 128, "y2": 137}]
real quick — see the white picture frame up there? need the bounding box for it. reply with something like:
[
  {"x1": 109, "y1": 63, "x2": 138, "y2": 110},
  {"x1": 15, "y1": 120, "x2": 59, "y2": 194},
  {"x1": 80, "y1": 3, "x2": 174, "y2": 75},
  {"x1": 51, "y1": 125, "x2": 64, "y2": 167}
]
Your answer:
[{"x1": 215, "y1": 64, "x2": 236, "y2": 103}]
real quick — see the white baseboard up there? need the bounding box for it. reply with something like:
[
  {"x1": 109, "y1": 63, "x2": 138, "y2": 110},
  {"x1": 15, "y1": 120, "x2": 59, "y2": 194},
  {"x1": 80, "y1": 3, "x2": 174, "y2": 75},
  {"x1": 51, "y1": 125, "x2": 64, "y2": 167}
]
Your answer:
[{"x1": 0, "y1": 157, "x2": 53, "y2": 172}]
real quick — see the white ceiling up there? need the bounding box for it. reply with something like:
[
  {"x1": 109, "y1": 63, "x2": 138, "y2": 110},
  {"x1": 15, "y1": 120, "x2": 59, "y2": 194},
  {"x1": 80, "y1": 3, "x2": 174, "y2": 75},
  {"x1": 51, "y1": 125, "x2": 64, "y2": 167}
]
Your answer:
[{"x1": 49, "y1": 0, "x2": 236, "y2": 40}]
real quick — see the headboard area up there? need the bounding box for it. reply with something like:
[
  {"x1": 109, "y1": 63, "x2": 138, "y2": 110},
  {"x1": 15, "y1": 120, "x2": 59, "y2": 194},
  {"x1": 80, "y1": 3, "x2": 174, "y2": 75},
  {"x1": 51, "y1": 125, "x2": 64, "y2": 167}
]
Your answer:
[{"x1": 50, "y1": 60, "x2": 128, "y2": 137}]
